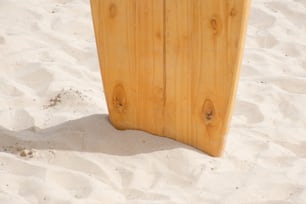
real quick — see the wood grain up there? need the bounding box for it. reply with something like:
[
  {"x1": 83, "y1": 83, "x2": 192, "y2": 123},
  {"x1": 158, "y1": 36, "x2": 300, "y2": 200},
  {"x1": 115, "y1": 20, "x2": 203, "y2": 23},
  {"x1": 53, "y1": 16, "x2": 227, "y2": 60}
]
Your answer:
[{"x1": 91, "y1": 0, "x2": 250, "y2": 156}]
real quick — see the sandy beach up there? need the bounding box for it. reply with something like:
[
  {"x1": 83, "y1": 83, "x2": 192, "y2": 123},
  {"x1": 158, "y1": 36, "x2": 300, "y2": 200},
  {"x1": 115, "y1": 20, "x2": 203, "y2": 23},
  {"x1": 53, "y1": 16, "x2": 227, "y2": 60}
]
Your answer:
[{"x1": 0, "y1": 0, "x2": 306, "y2": 203}]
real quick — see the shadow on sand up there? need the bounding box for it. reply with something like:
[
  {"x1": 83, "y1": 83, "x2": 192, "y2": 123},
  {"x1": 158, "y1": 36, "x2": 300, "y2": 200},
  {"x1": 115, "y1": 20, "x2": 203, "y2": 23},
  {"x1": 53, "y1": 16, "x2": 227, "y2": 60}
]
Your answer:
[{"x1": 0, "y1": 114, "x2": 198, "y2": 156}]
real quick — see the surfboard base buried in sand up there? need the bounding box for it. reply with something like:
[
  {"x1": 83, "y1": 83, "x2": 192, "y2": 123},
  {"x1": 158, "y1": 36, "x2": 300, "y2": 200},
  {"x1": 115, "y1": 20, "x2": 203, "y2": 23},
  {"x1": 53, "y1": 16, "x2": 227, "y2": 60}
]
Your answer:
[{"x1": 90, "y1": 0, "x2": 250, "y2": 156}]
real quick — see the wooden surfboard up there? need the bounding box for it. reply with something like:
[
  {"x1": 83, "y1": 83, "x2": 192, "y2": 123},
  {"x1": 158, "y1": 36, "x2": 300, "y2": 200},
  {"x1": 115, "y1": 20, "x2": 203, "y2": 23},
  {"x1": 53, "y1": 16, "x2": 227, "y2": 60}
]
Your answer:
[{"x1": 90, "y1": 0, "x2": 250, "y2": 156}]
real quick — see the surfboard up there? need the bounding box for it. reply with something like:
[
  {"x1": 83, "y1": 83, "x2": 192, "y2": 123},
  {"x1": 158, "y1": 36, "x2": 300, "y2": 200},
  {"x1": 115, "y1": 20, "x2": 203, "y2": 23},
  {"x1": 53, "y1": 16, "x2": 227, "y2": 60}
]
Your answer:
[{"x1": 90, "y1": 0, "x2": 250, "y2": 156}]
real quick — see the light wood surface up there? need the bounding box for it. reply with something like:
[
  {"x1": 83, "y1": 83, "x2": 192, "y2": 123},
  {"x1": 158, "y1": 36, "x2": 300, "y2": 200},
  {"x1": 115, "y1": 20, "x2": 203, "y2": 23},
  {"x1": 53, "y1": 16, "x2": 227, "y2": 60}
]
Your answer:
[{"x1": 90, "y1": 0, "x2": 250, "y2": 156}]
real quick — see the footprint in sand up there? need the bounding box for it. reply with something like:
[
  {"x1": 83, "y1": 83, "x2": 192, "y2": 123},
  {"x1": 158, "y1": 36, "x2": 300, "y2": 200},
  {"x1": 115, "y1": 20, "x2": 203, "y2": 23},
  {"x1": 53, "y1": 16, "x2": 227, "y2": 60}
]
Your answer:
[
  {"x1": 266, "y1": 1, "x2": 306, "y2": 26},
  {"x1": 123, "y1": 189, "x2": 169, "y2": 201},
  {"x1": 0, "y1": 79, "x2": 24, "y2": 97},
  {"x1": 46, "y1": 171, "x2": 93, "y2": 199},
  {"x1": 248, "y1": 181, "x2": 303, "y2": 204},
  {"x1": 0, "y1": 110, "x2": 34, "y2": 131},
  {"x1": 16, "y1": 62, "x2": 53, "y2": 94},
  {"x1": 0, "y1": 155, "x2": 45, "y2": 178},
  {"x1": 241, "y1": 65, "x2": 260, "y2": 77},
  {"x1": 54, "y1": 0, "x2": 73, "y2": 4},
  {"x1": 271, "y1": 77, "x2": 306, "y2": 94},
  {"x1": 249, "y1": 7, "x2": 276, "y2": 29},
  {"x1": 40, "y1": 30, "x2": 93, "y2": 64},
  {"x1": 0, "y1": 36, "x2": 5, "y2": 44},
  {"x1": 234, "y1": 100, "x2": 264, "y2": 124},
  {"x1": 250, "y1": 200, "x2": 297, "y2": 204},
  {"x1": 48, "y1": 154, "x2": 110, "y2": 184},
  {"x1": 302, "y1": 60, "x2": 306, "y2": 71},
  {"x1": 278, "y1": 99, "x2": 300, "y2": 121},
  {"x1": 278, "y1": 42, "x2": 302, "y2": 58},
  {"x1": 276, "y1": 141, "x2": 306, "y2": 157},
  {"x1": 255, "y1": 31, "x2": 278, "y2": 49}
]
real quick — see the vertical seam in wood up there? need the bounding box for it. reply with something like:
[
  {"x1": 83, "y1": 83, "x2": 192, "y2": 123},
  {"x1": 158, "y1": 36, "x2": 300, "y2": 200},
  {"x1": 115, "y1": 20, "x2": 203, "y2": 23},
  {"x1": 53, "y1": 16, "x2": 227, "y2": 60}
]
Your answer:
[
  {"x1": 163, "y1": 0, "x2": 167, "y2": 107},
  {"x1": 161, "y1": 0, "x2": 167, "y2": 135},
  {"x1": 134, "y1": 0, "x2": 138, "y2": 125}
]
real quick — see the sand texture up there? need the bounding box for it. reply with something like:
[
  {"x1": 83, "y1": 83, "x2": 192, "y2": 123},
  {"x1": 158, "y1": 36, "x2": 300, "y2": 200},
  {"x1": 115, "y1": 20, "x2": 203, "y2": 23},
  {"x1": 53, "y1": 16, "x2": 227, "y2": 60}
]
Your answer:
[{"x1": 0, "y1": 0, "x2": 306, "y2": 203}]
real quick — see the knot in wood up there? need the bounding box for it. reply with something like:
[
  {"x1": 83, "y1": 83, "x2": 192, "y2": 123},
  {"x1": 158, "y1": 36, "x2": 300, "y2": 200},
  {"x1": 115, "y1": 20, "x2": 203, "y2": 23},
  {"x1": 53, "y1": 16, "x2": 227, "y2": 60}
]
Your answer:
[
  {"x1": 230, "y1": 8, "x2": 237, "y2": 17},
  {"x1": 109, "y1": 3, "x2": 117, "y2": 18},
  {"x1": 202, "y1": 99, "x2": 216, "y2": 125},
  {"x1": 112, "y1": 84, "x2": 127, "y2": 113},
  {"x1": 210, "y1": 18, "x2": 218, "y2": 31},
  {"x1": 210, "y1": 16, "x2": 222, "y2": 35}
]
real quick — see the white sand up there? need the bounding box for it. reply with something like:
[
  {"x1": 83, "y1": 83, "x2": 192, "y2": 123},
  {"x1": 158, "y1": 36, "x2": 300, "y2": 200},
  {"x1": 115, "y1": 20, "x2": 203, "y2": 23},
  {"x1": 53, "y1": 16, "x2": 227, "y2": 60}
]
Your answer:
[{"x1": 0, "y1": 0, "x2": 306, "y2": 203}]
